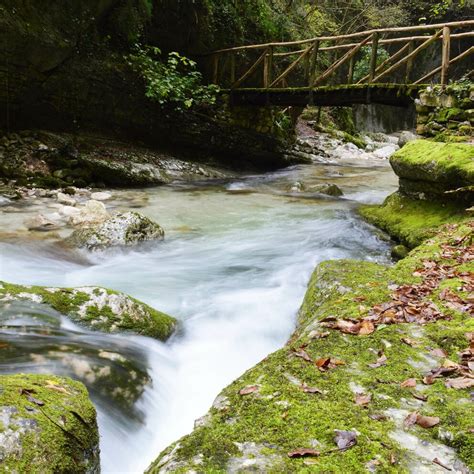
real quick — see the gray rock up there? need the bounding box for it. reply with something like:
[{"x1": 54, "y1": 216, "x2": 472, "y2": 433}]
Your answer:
[
  {"x1": 310, "y1": 183, "x2": 343, "y2": 197},
  {"x1": 67, "y1": 211, "x2": 164, "y2": 250},
  {"x1": 398, "y1": 131, "x2": 418, "y2": 147},
  {"x1": 69, "y1": 199, "x2": 109, "y2": 227}
]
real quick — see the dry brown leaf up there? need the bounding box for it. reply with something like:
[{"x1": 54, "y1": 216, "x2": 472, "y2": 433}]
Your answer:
[
  {"x1": 301, "y1": 384, "x2": 323, "y2": 394},
  {"x1": 368, "y1": 352, "x2": 387, "y2": 369},
  {"x1": 404, "y1": 411, "x2": 418, "y2": 427},
  {"x1": 308, "y1": 330, "x2": 330, "y2": 340},
  {"x1": 287, "y1": 448, "x2": 320, "y2": 458},
  {"x1": 400, "y1": 378, "x2": 417, "y2": 388},
  {"x1": 239, "y1": 385, "x2": 259, "y2": 396},
  {"x1": 292, "y1": 348, "x2": 312, "y2": 362},
  {"x1": 412, "y1": 392, "x2": 428, "y2": 402},
  {"x1": 416, "y1": 415, "x2": 440, "y2": 428},
  {"x1": 430, "y1": 348, "x2": 448, "y2": 358},
  {"x1": 401, "y1": 337, "x2": 419, "y2": 347},
  {"x1": 355, "y1": 393, "x2": 371, "y2": 406},
  {"x1": 445, "y1": 377, "x2": 474, "y2": 389},
  {"x1": 359, "y1": 320, "x2": 375, "y2": 336}
]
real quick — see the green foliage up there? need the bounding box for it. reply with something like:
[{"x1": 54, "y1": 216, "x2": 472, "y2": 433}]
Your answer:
[
  {"x1": 427, "y1": 0, "x2": 465, "y2": 19},
  {"x1": 127, "y1": 45, "x2": 219, "y2": 111},
  {"x1": 353, "y1": 46, "x2": 390, "y2": 82}
]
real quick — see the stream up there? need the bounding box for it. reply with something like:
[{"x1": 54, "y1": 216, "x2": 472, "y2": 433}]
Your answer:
[{"x1": 0, "y1": 146, "x2": 398, "y2": 473}]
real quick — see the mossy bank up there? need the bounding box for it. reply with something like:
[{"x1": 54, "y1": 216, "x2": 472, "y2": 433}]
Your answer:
[
  {"x1": 0, "y1": 281, "x2": 176, "y2": 340},
  {"x1": 0, "y1": 373, "x2": 99, "y2": 473},
  {"x1": 148, "y1": 221, "x2": 473, "y2": 473}
]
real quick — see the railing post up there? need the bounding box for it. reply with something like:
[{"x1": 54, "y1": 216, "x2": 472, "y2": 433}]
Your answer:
[
  {"x1": 263, "y1": 47, "x2": 273, "y2": 88},
  {"x1": 347, "y1": 56, "x2": 354, "y2": 84},
  {"x1": 369, "y1": 32, "x2": 379, "y2": 83},
  {"x1": 230, "y1": 52, "x2": 235, "y2": 85},
  {"x1": 309, "y1": 40, "x2": 319, "y2": 86},
  {"x1": 405, "y1": 41, "x2": 414, "y2": 83},
  {"x1": 441, "y1": 25, "x2": 451, "y2": 86},
  {"x1": 212, "y1": 54, "x2": 219, "y2": 84}
]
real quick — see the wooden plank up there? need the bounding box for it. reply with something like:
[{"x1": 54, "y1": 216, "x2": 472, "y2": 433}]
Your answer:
[
  {"x1": 357, "y1": 42, "x2": 411, "y2": 84},
  {"x1": 368, "y1": 32, "x2": 379, "y2": 82},
  {"x1": 372, "y1": 28, "x2": 443, "y2": 82},
  {"x1": 269, "y1": 45, "x2": 312, "y2": 88},
  {"x1": 208, "y1": 20, "x2": 474, "y2": 54},
  {"x1": 232, "y1": 49, "x2": 268, "y2": 89},
  {"x1": 312, "y1": 35, "x2": 372, "y2": 87},
  {"x1": 414, "y1": 46, "x2": 474, "y2": 84},
  {"x1": 441, "y1": 25, "x2": 451, "y2": 86}
]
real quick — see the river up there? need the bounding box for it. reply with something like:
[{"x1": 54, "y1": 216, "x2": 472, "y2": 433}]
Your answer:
[{"x1": 0, "y1": 148, "x2": 398, "y2": 472}]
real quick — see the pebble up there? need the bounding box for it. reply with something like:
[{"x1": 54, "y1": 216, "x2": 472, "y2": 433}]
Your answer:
[{"x1": 57, "y1": 192, "x2": 76, "y2": 206}]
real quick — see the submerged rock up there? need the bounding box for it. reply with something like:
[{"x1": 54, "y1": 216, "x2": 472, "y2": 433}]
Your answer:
[
  {"x1": 69, "y1": 199, "x2": 110, "y2": 227},
  {"x1": 0, "y1": 373, "x2": 99, "y2": 473},
  {"x1": 67, "y1": 211, "x2": 164, "y2": 250},
  {"x1": 0, "y1": 281, "x2": 176, "y2": 340},
  {"x1": 310, "y1": 183, "x2": 344, "y2": 197}
]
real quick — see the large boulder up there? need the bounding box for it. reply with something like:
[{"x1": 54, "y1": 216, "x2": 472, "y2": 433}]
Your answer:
[
  {"x1": 389, "y1": 140, "x2": 474, "y2": 201},
  {"x1": 309, "y1": 183, "x2": 344, "y2": 197},
  {"x1": 0, "y1": 373, "x2": 99, "y2": 473},
  {"x1": 67, "y1": 211, "x2": 164, "y2": 250},
  {"x1": 0, "y1": 281, "x2": 176, "y2": 340}
]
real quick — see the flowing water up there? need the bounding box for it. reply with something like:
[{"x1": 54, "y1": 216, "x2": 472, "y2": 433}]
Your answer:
[{"x1": 0, "y1": 154, "x2": 398, "y2": 472}]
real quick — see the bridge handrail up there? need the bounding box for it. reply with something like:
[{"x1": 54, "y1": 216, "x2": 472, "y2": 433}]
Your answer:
[{"x1": 209, "y1": 20, "x2": 474, "y2": 55}]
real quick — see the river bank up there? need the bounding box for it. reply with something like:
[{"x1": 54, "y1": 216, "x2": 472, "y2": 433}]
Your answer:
[{"x1": 1, "y1": 130, "x2": 401, "y2": 472}]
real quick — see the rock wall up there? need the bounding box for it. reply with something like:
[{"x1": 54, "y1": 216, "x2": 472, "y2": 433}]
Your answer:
[
  {"x1": 415, "y1": 84, "x2": 473, "y2": 139},
  {"x1": 353, "y1": 103, "x2": 416, "y2": 133},
  {"x1": 0, "y1": 1, "x2": 297, "y2": 168}
]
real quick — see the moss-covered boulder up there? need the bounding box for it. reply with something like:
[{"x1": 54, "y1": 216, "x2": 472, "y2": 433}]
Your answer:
[
  {"x1": 359, "y1": 192, "x2": 469, "y2": 248},
  {"x1": 67, "y1": 211, "x2": 165, "y2": 250},
  {"x1": 0, "y1": 281, "x2": 176, "y2": 340},
  {"x1": 0, "y1": 373, "x2": 99, "y2": 473},
  {"x1": 389, "y1": 140, "x2": 474, "y2": 201},
  {"x1": 147, "y1": 222, "x2": 473, "y2": 473}
]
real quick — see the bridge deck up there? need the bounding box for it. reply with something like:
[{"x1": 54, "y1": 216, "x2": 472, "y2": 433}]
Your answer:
[{"x1": 227, "y1": 84, "x2": 423, "y2": 107}]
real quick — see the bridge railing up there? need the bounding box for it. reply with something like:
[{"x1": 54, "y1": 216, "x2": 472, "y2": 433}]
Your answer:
[{"x1": 206, "y1": 20, "x2": 474, "y2": 90}]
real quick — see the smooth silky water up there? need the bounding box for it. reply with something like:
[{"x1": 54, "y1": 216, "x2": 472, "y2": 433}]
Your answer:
[{"x1": 0, "y1": 157, "x2": 397, "y2": 472}]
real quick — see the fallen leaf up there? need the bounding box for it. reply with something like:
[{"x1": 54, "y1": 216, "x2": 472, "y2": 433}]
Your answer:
[
  {"x1": 315, "y1": 357, "x2": 331, "y2": 370},
  {"x1": 404, "y1": 411, "x2": 418, "y2": 427},
  {"x1": 401, "y1": 337, "x2": 419, "y2": 347},
  {"x1": 20, "y1": 388, "x2": 45, "y2": 406},
  {"x1": 359, "y1": 320, "x2": 375, "y2": 336},
  {"x1": 45, "y1": 381, "x2": 70, "y2": 395},
  {"x1": 430, "y1": 348, "x2": 448, "y2": 358},
  {"x1": 301, "y1": 384, "x2": 323, "y2": 394},
  {"x1": 369, "y1": 413, "x2": 388, "y2": 421},
  {"x1": 292, "y1": 348, "x2": 312, "y2": 362},
  {"x1": 334, "y1": 430, "x2": 358, "y2": 450},
  {"x1": 416, "y1": 415, "x2": 440, "y2": 428},
  {"x1": 239, "y1": 385, "x2": 259, "y2": 396},
  {"x1": 412, "y1": 392, "x2": 428, "y2": 402},
  {"x1": 287, "y1": 448, "x2": 320, "y2": 458},
  {"x1": 401, "y1": 378, "x2": 417, "y2": 388},
  {"x1": 445, "y1": 377, "x2": 474, "y2": 389},
  {"x1": 355, "y1": 393, "x2": 372, "y2": 406},
  {"x1": 368, "y1": 352, "x2": 387, "y2": 369},
  {"x1": 423, "y1": 375, "x2": 436, "y2": 385}
]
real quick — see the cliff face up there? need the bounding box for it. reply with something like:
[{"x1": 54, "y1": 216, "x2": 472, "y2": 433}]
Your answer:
[{"x1": 0, "y1": 0, "x2": 300, "y2": 166}]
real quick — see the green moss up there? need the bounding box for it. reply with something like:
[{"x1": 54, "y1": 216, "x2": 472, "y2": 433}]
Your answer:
[
  {"x1": 0, "y1": 373, "x2": 99, "y2": 472},
  {"x1": 359, "y1": 192, "x2": 468, "y2": 248},
  {"x1": 0, "y1": 281, "x2": 176, "y2": 341},
  {"x1": 390, "y1": 140, "x2": 474, "y2": 187},
  {"x1": 148, "y1": 222, "x2": 474, "y2": 473}
]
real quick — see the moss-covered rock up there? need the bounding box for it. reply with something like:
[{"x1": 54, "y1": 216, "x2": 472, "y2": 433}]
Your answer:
[
  {"x1": 359, "y1": 192, "x2": 469, "y2": 248},
  {"x1": 0, "y1": 281, "x2": 176, "y2": 340},
  {"x1": 147, "y1": 223, "x2": 474, "y2": 473},
  {"x1": 389, "y1": 140, "x2": 474, "y2": 201},
  {"x1": 67, "y1": 211, "x2": 165, "y2": 250},
  {"x1": 0, "y1": 373, "x2": 99, "y2": 473}
]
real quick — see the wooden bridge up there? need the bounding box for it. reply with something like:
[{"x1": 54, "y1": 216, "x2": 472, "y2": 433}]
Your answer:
[{"x1": 206, "y1": 20, "x2": 474, "y2": 107}]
